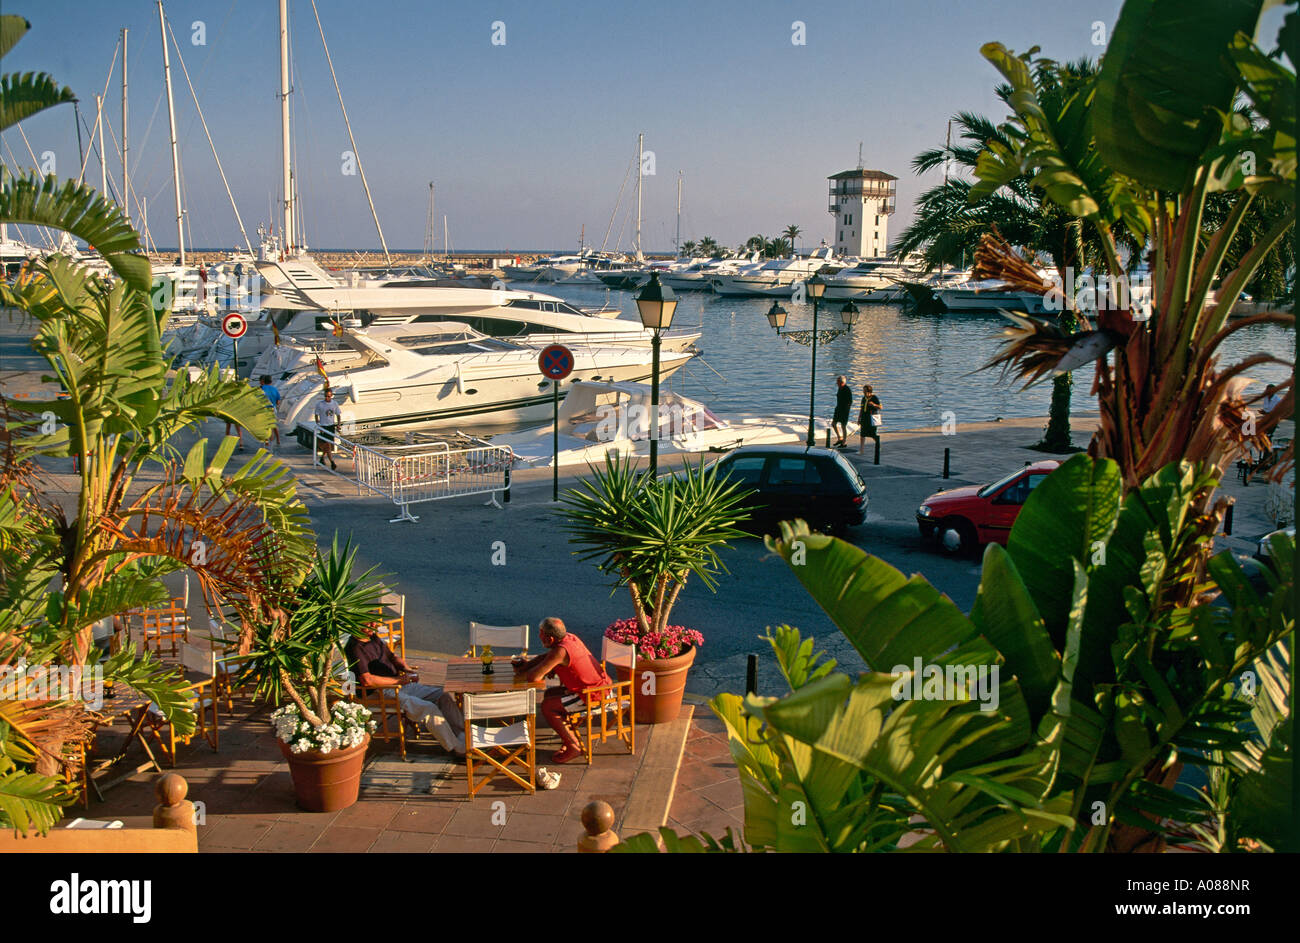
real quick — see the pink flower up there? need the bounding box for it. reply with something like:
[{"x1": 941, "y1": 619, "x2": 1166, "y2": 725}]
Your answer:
[{"x1": 604, "y1": 619, "x2": 703, "y2": 659}]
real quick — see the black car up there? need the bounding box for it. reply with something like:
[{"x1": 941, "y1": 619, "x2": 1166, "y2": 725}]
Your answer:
[{"x1": 712, "y1": 444, "x2": 868, "y2": 535}]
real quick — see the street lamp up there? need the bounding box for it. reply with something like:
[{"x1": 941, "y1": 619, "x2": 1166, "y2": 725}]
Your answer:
[
  {"x1": 766, "y1": 299, "x2": 787, "y2": 330},
  {"x1": 804, "y1": 273, "x2": 825, "y2": 447},
  {"x1": 768, "y1": 277, "x2": 861, "y2": 447},
  {"x1": 840, "y1": 299, "x2": 860, "y2": 327},
  {"x1": 635, "y1": 271, "x2": 678, "y2": 474}
]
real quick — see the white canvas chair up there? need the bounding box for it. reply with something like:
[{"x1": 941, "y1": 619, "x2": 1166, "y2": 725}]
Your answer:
[
  {"x1": 468, "y1": 622, "x2": 529, "y2": 657},
  {"x1": 464, "y1": 688, "x2": 536, "y2": 797},
  {"x1": 561, "y1": 637, "x2": 636, "y2": 765}
]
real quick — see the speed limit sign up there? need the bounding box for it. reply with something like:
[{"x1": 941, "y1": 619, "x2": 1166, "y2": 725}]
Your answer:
[{"x1": 221, "y1": 312, "x2": 248, "y2": 339}]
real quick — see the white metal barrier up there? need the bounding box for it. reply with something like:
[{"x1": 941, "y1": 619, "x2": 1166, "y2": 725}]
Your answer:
[{"x1": 312, "y1": 428, "x2": 512, "y2": 523}]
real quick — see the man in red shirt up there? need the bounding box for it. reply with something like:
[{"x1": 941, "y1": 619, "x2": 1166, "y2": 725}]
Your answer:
[{"x1": 513, "y1": 617, "x2": 610, "y2": 764}]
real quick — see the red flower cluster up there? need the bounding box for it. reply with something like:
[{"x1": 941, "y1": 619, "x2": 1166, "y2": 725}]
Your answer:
[{"x1": 604, "y1": 618, "x2": 704, "y2": 661}]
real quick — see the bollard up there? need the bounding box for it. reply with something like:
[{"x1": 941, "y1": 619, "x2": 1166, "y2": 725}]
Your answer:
[
  {"x1": 578, "y1": 800, "x2": 619, "y2": 852},
  {"x1": 153, "y1": 773, "x2": 196, "y2": 834},
  {"x1": 873, "y1": 438, "x2": 880, "y2": 466},
  {"x1": 825, "y1": 428, "x2": 832, "y2": 448},
  {"x1": 1223, "y1": 502, "x2": 1234, "y2": 536},
  {"x1": 745, "y1": 654, "x2": 758, "y2": 695},
  {"x1": 943, "y1": 447, "x2": 950, "y2": 479},
  {"x1": 503, "y1": 466, "x2": 511, "y2": 504}
]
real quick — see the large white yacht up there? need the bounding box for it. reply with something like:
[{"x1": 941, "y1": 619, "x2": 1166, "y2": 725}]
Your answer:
[
  {"x1": 822, "y1": 258, "x2": 914, "y2": 299},
  {"x1": 166, "y1": 256, "x2": 700, "y2": 376},
  {"x1": 273, "y1": 323, "x2": 696, "y2": 436},
  {"x1": 708, "y1": 246, "x2": 844, "y2": 297}
]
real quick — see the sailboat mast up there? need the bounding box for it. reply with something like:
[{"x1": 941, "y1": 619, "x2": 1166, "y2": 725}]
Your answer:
[
  {"x1": 158, "y1": 2, "x2": 185, "y2": 264},
  {"x1": 427, "y1": 182, "x2": 434, "y2": 259},
  {"x1": 675, "y1": 171, "x2": 682, "y2": 255},
  {"x1": 635, "y1": 133, "x2": 643, "y2": 262},
  {"x1": 279, "y1": 0, "x2": 293, "y2": 254},
  {"x1": 121, "y1": 27, "x2": 129, "y2": 222},
  {"x1": 95, "y1": 94, "x2": 107, "y2": 195}
]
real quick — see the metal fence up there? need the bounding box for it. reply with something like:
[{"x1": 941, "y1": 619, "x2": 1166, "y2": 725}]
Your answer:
[{"x1": 313, "y1": 429, "x2": 512, "y2": 523}]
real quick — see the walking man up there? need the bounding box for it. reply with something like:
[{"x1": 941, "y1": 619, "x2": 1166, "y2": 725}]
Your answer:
[
  {"x1": 859, "y1": 384, "x2": 882, "y2": 453},
  {"x1": 259, "y1": 375, "x2": 281, "y2": 449},
  {"x1": 832, "y1": 375, "x2": 852, "y2": 448},
  {"x1": 314, "y1": 387, "x2": 341, "y2": 470}
]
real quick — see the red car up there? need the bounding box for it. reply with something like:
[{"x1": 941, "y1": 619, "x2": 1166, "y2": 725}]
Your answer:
[{"x1": 916, "y1": 460, "x2": 1060, "y2": 554}]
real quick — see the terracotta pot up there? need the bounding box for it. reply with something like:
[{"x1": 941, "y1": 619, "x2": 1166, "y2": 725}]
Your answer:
[
  {"x1": 278, "y1": 734, "x2": 369, "y2": 812},
  {"x1": 615, "y1": 644, "x2": 697, "y2": 724}
]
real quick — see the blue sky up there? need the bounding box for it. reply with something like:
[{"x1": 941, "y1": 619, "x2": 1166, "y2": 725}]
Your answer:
[{"x1": 1, "y1": 0, "x2": 1279, "y2": 252}]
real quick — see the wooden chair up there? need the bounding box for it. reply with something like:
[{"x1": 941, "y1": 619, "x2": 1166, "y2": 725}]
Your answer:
[
  {"x1": 354, "y1": 682, "x2": 408, "y2": 760},
  {"x1": 561, "y1": 638, "x2": 636, "y2": 765},
  {"x1": 465, "y1": 688, "x2": 536, "y2": 798},
  {"x1": 139, "y1": 601, "x2": 190, "y2": 657},
  {"x1": 467, "y1": 622, "x2": 529, "y2": 657},
  {"x1": 377, "y1": 592, "x2": 406, "y2": 661},
  {"x1": 143, "y1": 643, "x2": 219, "y2": 765}
]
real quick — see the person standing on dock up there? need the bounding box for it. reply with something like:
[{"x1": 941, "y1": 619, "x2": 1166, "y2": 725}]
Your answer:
[
  {"x1": 832, "y1": 376, "x2": 853, "y2": 447},
  {"x1": 260, "y1": 375, "x2": 282, "y2": 450},
  {"x1": 858, "y1": 384, "x2": 882, "y2": 454},
  {"x1": 314, "y1": 388, "x2": 342, "y2": 470}
]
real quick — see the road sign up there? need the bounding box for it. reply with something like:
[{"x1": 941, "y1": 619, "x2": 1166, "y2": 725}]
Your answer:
[
  {"x1": 221, "y1": 312, "x2": 248, "y2": 339},
  {"x1": 538, "y1": 343, "x2": 574, "y2": 381}
]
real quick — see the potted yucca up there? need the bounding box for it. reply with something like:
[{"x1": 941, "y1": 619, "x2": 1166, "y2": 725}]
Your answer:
[
  {"x1": 241, "y1": 537, "x2": 387, "y2": 811},
  {"x1": 561, "y1": 454, "x2": 751, "y2": 723}
]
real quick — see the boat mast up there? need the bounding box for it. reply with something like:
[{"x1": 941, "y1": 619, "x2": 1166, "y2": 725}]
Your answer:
[
  {"x1": 635, "y1": 133, "x2": 643, "y2": 263},
  {"x1": 941, "y1": 119, "x2": 951, "y2": 277},
  {"x1": 426, "y1": 182, "x2": 434, "y2": 259},
  {"x1": 158, "y1": 2, "x2": 185, "y2": 265},
  {"x1": 121, "y1": 27, "x2": 129, "y2": 223},
  {"x1": 95, "y1": 94, "x2": 107, "y2": 196},
  {"x1": 444, "y1": 215, "x2": 449, "y2": 259},
  {"x1": 279, "y1": 0, "x2": 293, "y2": 255},
  {"x1": 675, "y1": 171, "x2": 682, "y2": 256}
]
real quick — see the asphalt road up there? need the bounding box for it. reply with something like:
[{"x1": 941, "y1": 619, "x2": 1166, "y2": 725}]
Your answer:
[{"x1": 302, "y1": 460, "x2": 986, "y2": 700}]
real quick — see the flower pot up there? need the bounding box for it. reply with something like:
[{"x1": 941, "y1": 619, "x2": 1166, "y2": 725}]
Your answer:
[
  {"x1": 615, "y1": 644, "x2": 696, "y2": 724},
  {"x1": 277, "y1": 734, "x2": 369, "y2": 812}
]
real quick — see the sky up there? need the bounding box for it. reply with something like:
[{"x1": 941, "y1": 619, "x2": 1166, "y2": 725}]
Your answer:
[{"x1": 0, "y1": 0, "x2": 1281, "y2": 253}]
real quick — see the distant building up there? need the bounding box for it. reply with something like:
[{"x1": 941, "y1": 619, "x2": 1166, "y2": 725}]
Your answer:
[{"x1": 827, "y1": 168, "x2": 896, "y2": 258}]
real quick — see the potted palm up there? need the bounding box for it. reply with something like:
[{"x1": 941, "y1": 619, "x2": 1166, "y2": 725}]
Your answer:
[
  {"x1": 241, "y1": 537, "x2": 388, "y2": 812},
  {"x1": 561, "y1": 454, "x2": 751, "y2": 723}
]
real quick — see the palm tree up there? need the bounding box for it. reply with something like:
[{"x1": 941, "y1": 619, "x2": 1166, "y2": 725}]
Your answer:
[
  {"x1": 0, "y1": 15, "x2": 316, "y2": 834},
  {"x1": 782, "y1": 224, "x2": 802, "y2": 258},
  {"x1": 894, "y1": 61, "x2": 1130, "y2": 451},
  {"x1": 764, "y1": 237, "x2": 791, "y2": 259},
  {"x1": 745, "y1": 234, "x2": 765, "y2": 257},
  {"x1": 697, "y1": 236, "x2": 720, "y2": 257},
  {"x1": 681, "y1": 239, "x2": 698, "y2": 258}
]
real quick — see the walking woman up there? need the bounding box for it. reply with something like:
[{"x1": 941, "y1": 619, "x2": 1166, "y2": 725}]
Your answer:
[{"x1": 859, "y1": 384, "x2": 882, "y2": 453}]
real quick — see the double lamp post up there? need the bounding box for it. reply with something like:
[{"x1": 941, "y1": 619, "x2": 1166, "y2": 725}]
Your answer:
[{"x1": 766, "y1": 273, "x2": 860, "y2": 447}]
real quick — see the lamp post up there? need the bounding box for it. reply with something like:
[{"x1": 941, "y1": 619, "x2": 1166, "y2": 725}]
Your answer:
[
  {"x1": 768, "y1": 285, "x2": 860, "y2": 447},
  {"x1": 804, "y1": 274, "x2": 825, "y2": 446},
  {"x1": 635, "y1": 271, "x2": 678, "y2": 475}
]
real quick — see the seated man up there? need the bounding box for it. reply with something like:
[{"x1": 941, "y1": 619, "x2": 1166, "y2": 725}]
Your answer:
[
  {"x1": 345, "y1": 622, "x2": 465, "y2": 755},
  {"x1": 512, "y1": 616, "x2": 610, "y2": 764}
]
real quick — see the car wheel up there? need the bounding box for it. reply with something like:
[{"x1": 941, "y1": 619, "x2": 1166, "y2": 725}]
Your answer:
[{"x1": 938, "y1": 518, "x2": 976, "y2": 556}]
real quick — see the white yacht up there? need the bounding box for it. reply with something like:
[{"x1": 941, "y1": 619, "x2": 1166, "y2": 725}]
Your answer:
[
  {"x1": 273, "y1": 323, "x2": 696, "y2": 436},
  {"x1": 935, "y1": 278, "x2": 1054, "y2": 315},
  {"x1": 663, "y1": 254, "x2": 759, "y2": 291},
  {"x1": 166, "y1": 256, "x2": 699, "y2": 376},
  {"x1": 822, "y1": 258, "x2": 914, "y2": 299},
  {"x1": 490, "y1": 380, "x2": 835, "y2": 468},
  {"x1": 708, "y1": 246, "x2": 844, "y2": 297}
]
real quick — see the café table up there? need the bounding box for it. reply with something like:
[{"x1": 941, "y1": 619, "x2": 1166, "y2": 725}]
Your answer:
[{"x1": 438, "y1": 656, "x2": 548, "y2": 696}]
